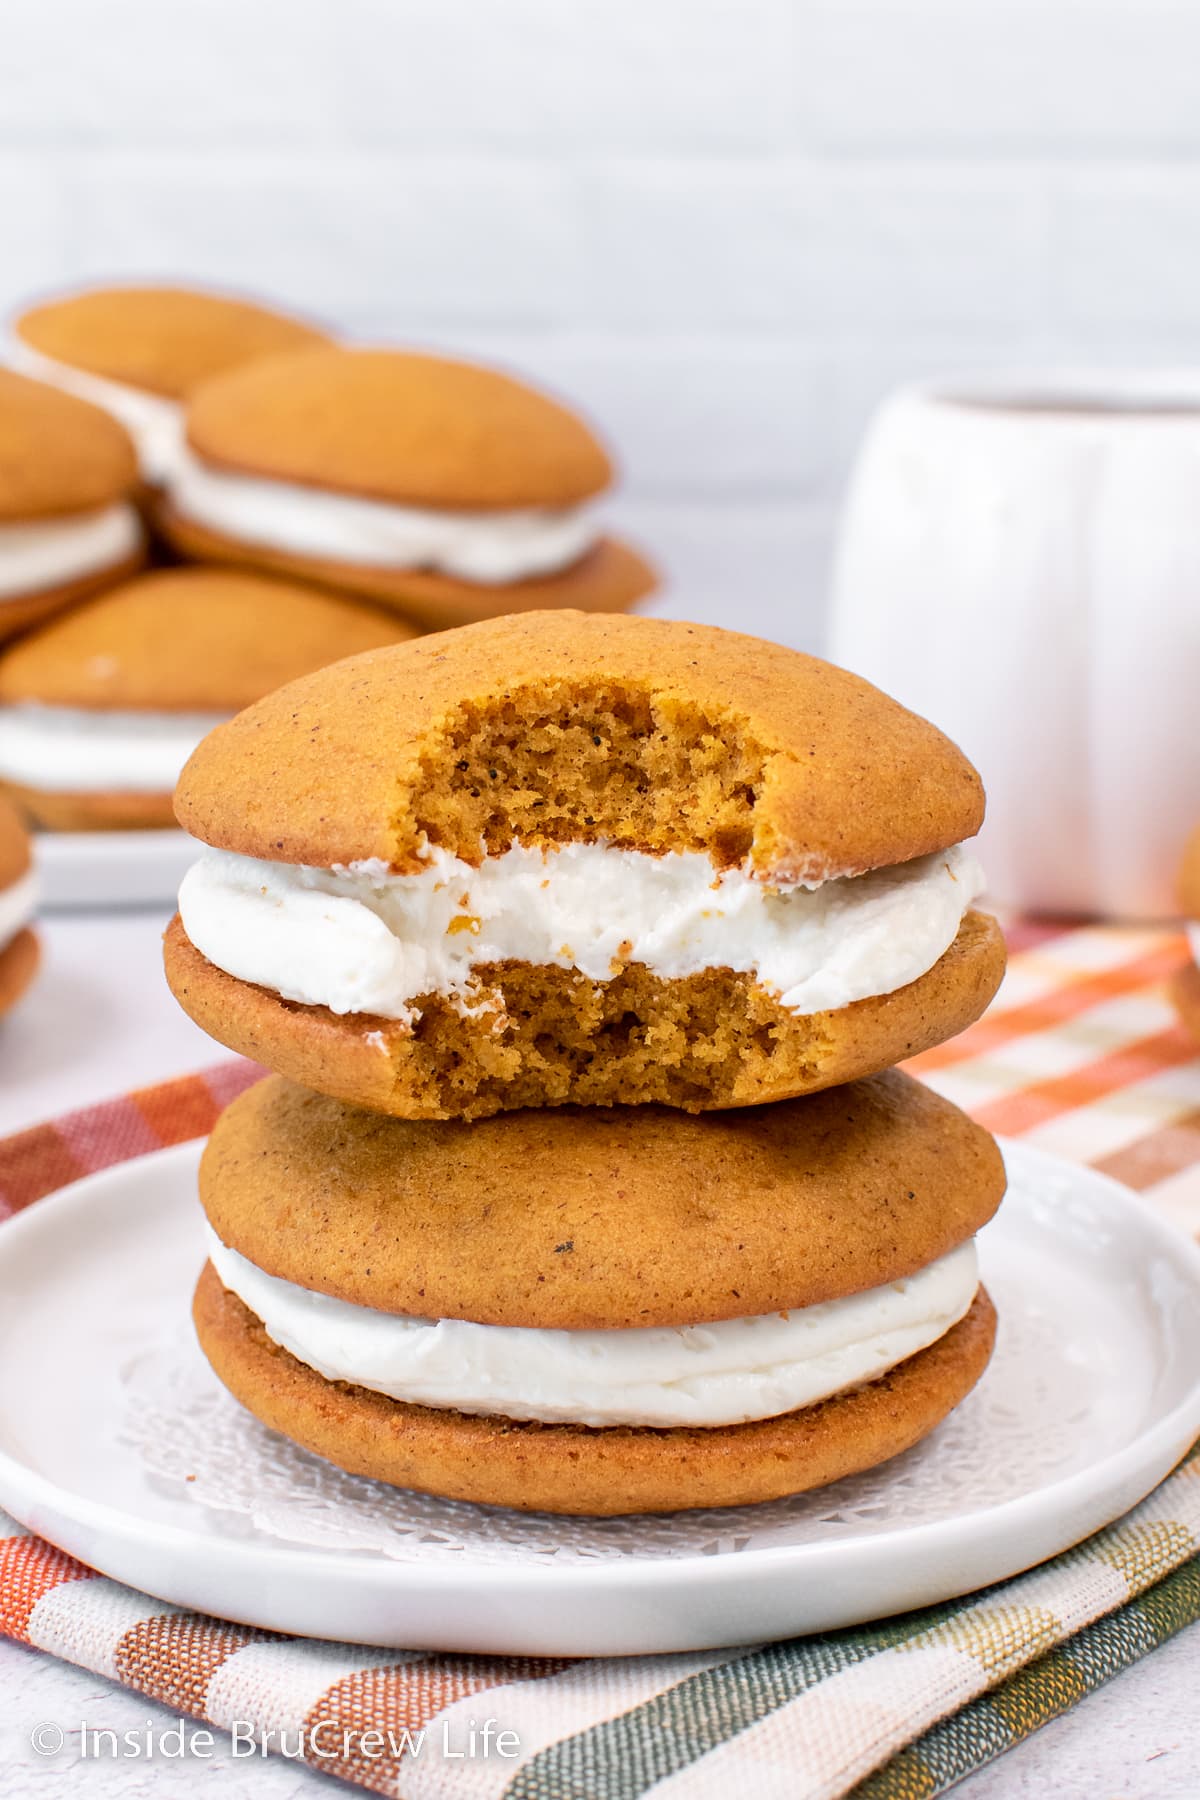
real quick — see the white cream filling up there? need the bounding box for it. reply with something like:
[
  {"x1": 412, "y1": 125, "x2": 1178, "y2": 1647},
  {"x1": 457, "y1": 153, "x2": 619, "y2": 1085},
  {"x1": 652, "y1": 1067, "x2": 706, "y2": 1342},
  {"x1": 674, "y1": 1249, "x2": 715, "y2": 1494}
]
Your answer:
[
  {"x1": 0, "y1": 867, "x2": 37, "y2": 953},
  {"x1": 5, "y1": 333, "x2": 184, "y2": 484},
  {"x1": 0, "y1": 503, "x2": 142, "y2": 602},
  {"x1": 206, "y1": 1225, "x2": 979, "y2": 1428},
  {"x1": 178, "y1": 840, "x2": 983, "y2": 1024},
  {"x1": 167, "y1": 445, "x2": 599, "y2": 584},
  {"x1": 0, "y1": 704, "x2": 230, "y2": 793}
]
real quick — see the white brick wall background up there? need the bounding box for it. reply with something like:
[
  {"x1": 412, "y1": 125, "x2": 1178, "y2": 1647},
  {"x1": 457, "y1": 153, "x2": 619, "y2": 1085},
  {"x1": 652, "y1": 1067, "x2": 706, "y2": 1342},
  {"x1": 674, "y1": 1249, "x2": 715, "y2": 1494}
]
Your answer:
[{"x1": 6, "y1": 0, "x2": 1200, "y2": 649}]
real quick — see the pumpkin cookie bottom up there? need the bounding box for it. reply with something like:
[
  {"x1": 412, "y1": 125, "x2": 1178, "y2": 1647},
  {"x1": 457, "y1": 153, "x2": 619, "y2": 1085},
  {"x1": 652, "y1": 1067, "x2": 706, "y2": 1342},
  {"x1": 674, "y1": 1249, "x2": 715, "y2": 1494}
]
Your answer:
[
  {"x1": 1171, "y1": 958, "x2": 1200, "y2": 1041},
  {"x1": 157, "y1": 509, "x2": 657, "y2": 630},
  {"x1": 0, "y1": 550, "x2": 146, "y2": 645},
  {"x1": 164, "y1": 907, "x2": 1006, "y2": 1120},
  {"x1": 0, "y1": 925, "x2": 38, "y2": 1015},
  {"x1": 5, "y1": 784, "x2": 176, "y2": 831},
  {"x1": 194, "y1": 1266, "x2": 997, "y2": 1516}
]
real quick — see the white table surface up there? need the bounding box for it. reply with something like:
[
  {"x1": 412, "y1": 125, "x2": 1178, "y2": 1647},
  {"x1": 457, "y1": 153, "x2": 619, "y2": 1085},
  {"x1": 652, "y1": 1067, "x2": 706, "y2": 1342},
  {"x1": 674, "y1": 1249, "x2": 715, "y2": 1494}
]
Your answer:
[
  {"x1": 0, "y1": 909, "x2": 1197, "y2": 1798},
  {"x1": 0, "y1": 907, "x2": 217, "y2": 1137}
]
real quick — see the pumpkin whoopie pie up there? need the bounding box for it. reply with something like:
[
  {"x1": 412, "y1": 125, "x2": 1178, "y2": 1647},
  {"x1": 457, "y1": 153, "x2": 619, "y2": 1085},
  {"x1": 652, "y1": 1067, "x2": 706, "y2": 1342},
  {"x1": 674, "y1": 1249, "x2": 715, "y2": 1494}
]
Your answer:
[
  {"x1": 0, "y1": 567, "x2": 414, "y2": 831},
  {"x1": 1171, "y1": 825, "x2": 1200, "y2": 1038},
  {"x1": 166, "y1": 611, "x2": 1005, "y2": 1117},
  {"x1": 159, "y1": 345, "x2": 656, "y2": 629},
  {"x1": 0, "y1": 791, "x2": 38, "y2": 1015},
  {"x1": 8, "y1": 285, "x2": 329, "y2": 487},
  {"x1": 0, "y1": 370, "x2": 144, "y2": 645},
  {"x1": 194, "y1": 1070, "x2": 1003, "y2": 1515}
]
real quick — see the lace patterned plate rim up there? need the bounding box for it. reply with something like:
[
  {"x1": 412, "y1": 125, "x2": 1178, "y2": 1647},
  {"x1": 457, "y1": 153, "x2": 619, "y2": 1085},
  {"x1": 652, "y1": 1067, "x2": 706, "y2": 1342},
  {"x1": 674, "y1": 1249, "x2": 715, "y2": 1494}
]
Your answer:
[
  {"x1": 34, "y1": 826, "x2": 194, "y2": 910},
  {"x1": 0, "y1": 1137, "x2": 1196, "y2": 1657}
]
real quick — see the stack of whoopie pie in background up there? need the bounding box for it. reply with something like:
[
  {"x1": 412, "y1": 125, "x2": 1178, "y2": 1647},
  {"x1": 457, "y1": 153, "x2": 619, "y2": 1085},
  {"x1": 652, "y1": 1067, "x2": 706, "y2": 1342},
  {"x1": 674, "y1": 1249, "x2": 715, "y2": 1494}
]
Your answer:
[
  {"x1": 0, "y1": 570, "x2": 414, "y2": 831},
  {"x1": 7, "y1": 284, "x2": 330, "y2": 491},
  {"x1": 165, "y1": 610, "x2": 1009, "y2": 1515},
  {"x1": 158, "y1": 345, "x2": 657, "y2": 631},
  {"x1": 0, "y1": 283, "x2": 657, "y2": 860},
  {"x1": 0, "y1": 370, "x2": 144, "y2": 645}
]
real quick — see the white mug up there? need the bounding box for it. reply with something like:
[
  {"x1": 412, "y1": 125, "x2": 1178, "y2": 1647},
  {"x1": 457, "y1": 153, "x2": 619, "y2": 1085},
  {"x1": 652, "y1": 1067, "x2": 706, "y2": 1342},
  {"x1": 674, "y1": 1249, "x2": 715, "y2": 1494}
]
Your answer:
[{"x1": 828, "y1": 375, "x2": 1200, "y2": 919}]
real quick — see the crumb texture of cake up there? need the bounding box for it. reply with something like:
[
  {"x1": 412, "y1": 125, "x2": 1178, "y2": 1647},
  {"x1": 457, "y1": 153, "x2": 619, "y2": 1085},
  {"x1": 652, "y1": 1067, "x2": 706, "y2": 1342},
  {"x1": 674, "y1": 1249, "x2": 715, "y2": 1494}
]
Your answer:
[
  {"x1": 414, "y1": 679, "x2": 769, "y2": 869},
  {"x1": 163, "y1": 907, "x2": 1005, "y2": 1118},
  {"x1": 173, "y1": 611, "x2": 985, "y2": 882}
]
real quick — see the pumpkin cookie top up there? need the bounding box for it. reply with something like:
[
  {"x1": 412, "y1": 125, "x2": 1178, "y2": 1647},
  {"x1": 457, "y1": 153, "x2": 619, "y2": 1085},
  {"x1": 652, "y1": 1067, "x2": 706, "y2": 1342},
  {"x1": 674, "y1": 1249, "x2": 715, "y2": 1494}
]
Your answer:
[
  {"x1": 14, "y1": 286, "x2": 329, "y2": 400},
  {"x1": 0, "y1": 370, "x2": 137, "y2": 521},
  {"x1": 200, "y1": 1069, "x2": 1005, "y2": 1330},
  {"x1": 0, "y1": 568, "x2": 415, "y2": 714},
  {"x1": 185, "y1": 346, "x2": 613, "y2": 509},
  {"x1": 174, "y1": 610, "x2": 985, "y2": 882}
]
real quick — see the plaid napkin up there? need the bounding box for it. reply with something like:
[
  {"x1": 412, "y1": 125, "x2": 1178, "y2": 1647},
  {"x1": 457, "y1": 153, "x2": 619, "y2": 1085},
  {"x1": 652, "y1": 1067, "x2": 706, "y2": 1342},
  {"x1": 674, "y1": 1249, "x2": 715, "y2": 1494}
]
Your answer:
[{"x1": 1, "y1": 920, "x2": 1198, "y2": 1799}]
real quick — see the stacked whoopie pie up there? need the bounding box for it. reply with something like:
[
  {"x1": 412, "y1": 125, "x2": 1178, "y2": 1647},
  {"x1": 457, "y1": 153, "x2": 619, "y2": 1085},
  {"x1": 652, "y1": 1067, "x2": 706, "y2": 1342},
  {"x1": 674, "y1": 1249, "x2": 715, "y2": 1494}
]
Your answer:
[
  {"x1": 167, "y1": 611, "x2": 1008, "y2": 1516},
  {"x1": 4, "y1": 291, "x2": 655, "y2": 820},
  {"x1": 0, "y1": 568, "x2": 414, "y2": 832},
  {"x1": 159, "y1": 345, "x2": 657, "y2": 631},
  {"x1": 0, "y1": 370, "x2": 144, "y2": 645},
  {"x1": 8, "y1": 284, "x2": 329, "y2": 489}
]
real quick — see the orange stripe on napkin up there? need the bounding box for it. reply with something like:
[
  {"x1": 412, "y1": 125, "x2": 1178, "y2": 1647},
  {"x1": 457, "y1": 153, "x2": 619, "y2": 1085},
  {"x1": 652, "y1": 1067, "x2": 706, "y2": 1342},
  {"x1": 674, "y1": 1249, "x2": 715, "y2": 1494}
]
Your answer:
[
  {"x1": 970, "y1": 1026, "x2": 1198, "y2": 1137},
  {"x1": 1090, "y1": 1107, "x2": 1200, "y2": 1191},
  {"x1": 0, "y1": 1061, "x2": 264, "y2": 1216},
  {"x1": 1003, "y1": 919, "x2": 1079, "y2": 954},
  {"x1": 0, "y1": 1535, "x2": 96, "y2": 1642},
  {"x1": 0, "y1": 1131, "x2": 86, "y2": 1217},
  {"x1": 909, "y1": 939, "x2": 1188, "y2": 1076},
  {"x1": 116, "y1": 1613, "x2": 277, "y2": 1715},
  {"x1": 304, "y1": 1658, "x2": 573, "y2": 1785},
  {"x1": 132, "y1": 1072, "x2": 234, "y2": 1147}
]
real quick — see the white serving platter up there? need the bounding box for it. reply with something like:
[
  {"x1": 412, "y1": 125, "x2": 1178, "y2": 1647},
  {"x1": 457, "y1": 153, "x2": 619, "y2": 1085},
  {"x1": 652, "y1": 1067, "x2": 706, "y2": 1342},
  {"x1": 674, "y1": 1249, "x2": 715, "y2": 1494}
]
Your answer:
[{"x1": 34, "y1": 828, "x2": 194, "y2": 910}]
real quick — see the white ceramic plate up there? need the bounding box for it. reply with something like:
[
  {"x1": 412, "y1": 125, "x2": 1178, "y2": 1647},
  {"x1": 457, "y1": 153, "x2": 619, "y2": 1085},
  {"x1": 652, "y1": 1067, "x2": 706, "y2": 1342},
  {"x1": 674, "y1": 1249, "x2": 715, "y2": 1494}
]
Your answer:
[
  {"x1": 34, "y1": 828, "x2": 194, "y2": 910},
  {"x1": 0, "y1": 1139, "x2": 1196, "y2": 1657}
]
